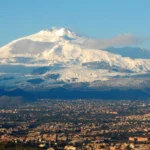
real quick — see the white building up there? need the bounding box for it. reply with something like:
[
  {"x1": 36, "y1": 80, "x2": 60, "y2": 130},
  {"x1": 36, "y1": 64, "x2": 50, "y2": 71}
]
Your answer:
[{"x1": 64, "y1": 145, "x2": 76, "y2": 150}]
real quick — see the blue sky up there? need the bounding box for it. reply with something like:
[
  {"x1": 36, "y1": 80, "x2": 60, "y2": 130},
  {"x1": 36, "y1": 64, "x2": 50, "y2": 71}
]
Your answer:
[{"x1": 0, "y1": 0, "x2": 150, "y2": 49}]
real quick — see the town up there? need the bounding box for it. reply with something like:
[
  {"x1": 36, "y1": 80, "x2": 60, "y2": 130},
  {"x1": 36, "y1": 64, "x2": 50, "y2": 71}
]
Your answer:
[{"x1": 0, "y1": 99, "x2": 150, "y2": 150}]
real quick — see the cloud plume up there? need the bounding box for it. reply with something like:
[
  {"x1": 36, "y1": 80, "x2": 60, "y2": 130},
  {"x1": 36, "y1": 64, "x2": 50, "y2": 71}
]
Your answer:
[{"x1": 81, "y1": 33, "x2": 147, "y2": 49}]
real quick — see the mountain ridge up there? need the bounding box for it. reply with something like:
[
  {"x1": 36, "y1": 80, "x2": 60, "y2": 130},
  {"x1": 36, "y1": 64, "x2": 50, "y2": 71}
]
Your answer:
[{"x1": 105, "y1": 46, "x2": 150, "y2": 59}]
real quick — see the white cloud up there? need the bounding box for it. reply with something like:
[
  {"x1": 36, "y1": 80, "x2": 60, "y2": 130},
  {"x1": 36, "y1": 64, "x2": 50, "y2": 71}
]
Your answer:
[{"x1": 81, "y1": 33, "x2": 147, "y2": 49}]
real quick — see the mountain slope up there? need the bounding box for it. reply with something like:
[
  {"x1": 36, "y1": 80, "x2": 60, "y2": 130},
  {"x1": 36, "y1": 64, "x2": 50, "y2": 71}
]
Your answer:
[{"x1": 105, "y1": 47, "x2": 150, "y2": 59}]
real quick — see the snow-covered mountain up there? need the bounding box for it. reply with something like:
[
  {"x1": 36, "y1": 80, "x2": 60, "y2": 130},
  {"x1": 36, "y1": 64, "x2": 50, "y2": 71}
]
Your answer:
[
  {"x1": 1, "y1": 27, "x2": 150, "y2": 90},
  {"x1": 0, "y1": 27, "x2": 150, "y2": 70}
]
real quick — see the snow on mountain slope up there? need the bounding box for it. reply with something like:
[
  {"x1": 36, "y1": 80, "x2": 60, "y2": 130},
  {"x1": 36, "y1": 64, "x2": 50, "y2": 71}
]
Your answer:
[{"x1": 1, "y1": 27, "x2": 150, "y2": 87}]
